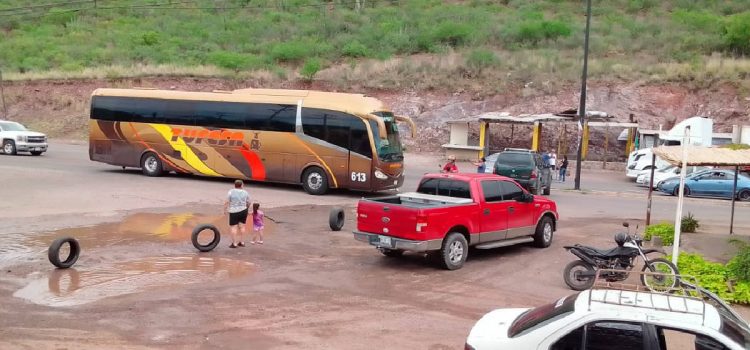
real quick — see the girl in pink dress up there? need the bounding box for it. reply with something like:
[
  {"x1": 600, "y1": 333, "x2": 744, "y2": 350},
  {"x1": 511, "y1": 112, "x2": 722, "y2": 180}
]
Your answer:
[{"x1": 251, "y1": 202, "x2": 264, "y2": 245}]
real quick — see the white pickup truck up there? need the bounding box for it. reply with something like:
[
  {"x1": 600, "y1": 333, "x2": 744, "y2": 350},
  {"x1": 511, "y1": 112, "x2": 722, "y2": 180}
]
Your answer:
[{"x1": 0, "y1": 120, "x2": 48, "y2": 156}]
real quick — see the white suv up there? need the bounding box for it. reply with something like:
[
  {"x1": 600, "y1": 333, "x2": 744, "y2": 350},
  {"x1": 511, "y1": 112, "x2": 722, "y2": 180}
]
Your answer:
[
  {"x1": 466, "y1": 287, "x2": 750, "y2": 350},
  {"x1": 0, "y1": 120, "x2": 48, "y2": 156}
]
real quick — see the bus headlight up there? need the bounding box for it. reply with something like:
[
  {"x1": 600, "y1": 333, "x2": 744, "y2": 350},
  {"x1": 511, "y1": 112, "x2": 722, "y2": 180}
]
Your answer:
[{"x1": 374, "y1": 170, "x2": 388, "y2": 180}]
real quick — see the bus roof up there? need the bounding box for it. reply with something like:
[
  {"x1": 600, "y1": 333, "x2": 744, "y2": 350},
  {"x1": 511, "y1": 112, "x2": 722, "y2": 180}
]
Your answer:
[{"x1": 91, "y1": 88, "x2": 391, "y2": 117}]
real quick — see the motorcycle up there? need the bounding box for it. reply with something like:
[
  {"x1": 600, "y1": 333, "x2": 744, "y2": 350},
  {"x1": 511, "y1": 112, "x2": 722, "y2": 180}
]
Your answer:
[{"x1": 563, "y1": 222, "x2": 679, "y2": 291}]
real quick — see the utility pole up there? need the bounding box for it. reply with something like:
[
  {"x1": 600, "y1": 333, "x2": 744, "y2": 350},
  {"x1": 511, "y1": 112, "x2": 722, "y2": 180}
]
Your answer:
[
  {"x1": 574, "y1": 0, "x2": 592, "y2": 191},
  {"x1": 0, "y1": 69, "x2": 7, "y2": 118}
]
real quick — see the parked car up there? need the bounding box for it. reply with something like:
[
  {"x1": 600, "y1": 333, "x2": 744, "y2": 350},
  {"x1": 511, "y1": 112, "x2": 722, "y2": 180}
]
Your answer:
[
  {"x1": 353, "y1": 173, "x2": 558, "y2": 270},
  {"x1": 626, "y1": 148, "x2": 670, "y2": 179},
  {"x1": 658, "y1": 169, "x2": 750, "y2": 201},
  {"x1": 465, "y1": 287, "x2": 750, "y2": 350},
  {"x1": 0, "y1": 120, "x2": 48, "y2": 156},
  {"x1": 492, "y1": 148, "x2": 552, "y2": 195},
  {"x1": 635, "y1": 165, "x2": 710, "y2": 189}
]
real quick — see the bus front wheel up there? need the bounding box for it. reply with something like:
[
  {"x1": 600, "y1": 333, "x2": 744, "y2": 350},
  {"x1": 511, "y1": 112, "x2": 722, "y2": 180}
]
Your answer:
[
  {"x1": 302, "y1": 167, "x2": 328, "y2": 195},
  {"x1": 141, "y1": 152, "x2": 164, "y2": 177}
]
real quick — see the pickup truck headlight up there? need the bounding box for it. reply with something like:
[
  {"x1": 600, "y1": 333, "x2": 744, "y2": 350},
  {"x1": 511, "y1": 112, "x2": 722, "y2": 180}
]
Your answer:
[
  {"x1": 374, "y1": 170, "x2": 388, "y2": 180},
  {"x1": 16, "y1": 135, "x2": 25, "y2": 142}
]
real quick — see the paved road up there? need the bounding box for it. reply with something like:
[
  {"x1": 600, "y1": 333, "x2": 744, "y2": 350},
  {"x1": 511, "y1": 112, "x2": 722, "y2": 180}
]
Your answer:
[{"x1": 1, "y1": 141, "x2": 748, "y2": 234}]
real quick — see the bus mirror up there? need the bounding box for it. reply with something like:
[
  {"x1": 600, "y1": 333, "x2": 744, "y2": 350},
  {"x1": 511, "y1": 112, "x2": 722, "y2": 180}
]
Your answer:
[
  {"x1": 395, "y1": 115, "x2": 416, "y2": 138},
  {"x1": 363, "y1": 114, "x2": 388, "y2": 140}
]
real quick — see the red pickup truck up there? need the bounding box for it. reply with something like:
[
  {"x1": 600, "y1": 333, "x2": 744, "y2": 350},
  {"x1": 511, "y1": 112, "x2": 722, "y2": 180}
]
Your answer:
[{"x1": 353, "y1": 173, "x2": 559, "y2": 270}]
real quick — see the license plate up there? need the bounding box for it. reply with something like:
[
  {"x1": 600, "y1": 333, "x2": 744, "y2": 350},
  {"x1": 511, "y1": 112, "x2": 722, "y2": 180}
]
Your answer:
[
  {"x1": 511, "y1": 174, "x2": 518, "y2": 178},
  {"x1": 379, "y1": 235, "x2": 391, "y2": 246}
]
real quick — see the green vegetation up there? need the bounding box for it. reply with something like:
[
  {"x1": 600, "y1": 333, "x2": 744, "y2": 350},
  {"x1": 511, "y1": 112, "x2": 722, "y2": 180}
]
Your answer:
[
  {"x1": 644, "y1": 222, "x2": 676, "y2": 245},
  {"x1": 681, "y1": 212, "x2": 700, "y2": 233},
  {"x1": 674, "y1": 252, "x2": 750, "y2": 304},
  {"x1": 727, "y1": 239, "x2": 750, "y2": 283},
  {"x1": 0, "y1": 0, "x2": 750, "y2": 86}
]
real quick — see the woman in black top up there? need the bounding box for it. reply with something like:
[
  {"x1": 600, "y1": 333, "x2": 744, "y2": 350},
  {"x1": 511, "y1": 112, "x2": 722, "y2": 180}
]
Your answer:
[{"x1": 559, "y1": 156, "x2": 569, "y2": 182}]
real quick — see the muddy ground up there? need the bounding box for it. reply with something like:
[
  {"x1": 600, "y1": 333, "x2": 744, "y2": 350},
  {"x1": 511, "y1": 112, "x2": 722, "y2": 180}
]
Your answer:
[{"x1": 0, "y1": 203, "x2": 747, "y2": 350}]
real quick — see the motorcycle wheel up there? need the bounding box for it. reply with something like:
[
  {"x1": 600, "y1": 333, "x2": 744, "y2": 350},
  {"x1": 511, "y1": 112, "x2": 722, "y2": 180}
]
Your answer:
[
  {"x1": 564, "y1": 260, "x2": 596, "y2": 291},
  {"x1": 640, "y1": 258, "x2": 679, "y2": 292}
]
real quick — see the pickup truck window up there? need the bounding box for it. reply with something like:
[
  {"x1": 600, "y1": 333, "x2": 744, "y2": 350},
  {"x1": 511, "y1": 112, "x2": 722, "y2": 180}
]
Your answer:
[
  {"x1": 417, "y1": 178, "x2": 471, "y2": 199},
  {"x1": 500, "y1": 181, "x2": 524, "y2": 201},
  {"x1": 481, "y1": 180, "x2": 503, "y2": 202}
]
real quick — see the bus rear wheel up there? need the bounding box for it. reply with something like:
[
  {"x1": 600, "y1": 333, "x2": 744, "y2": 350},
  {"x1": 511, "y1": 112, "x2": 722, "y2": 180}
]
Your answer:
[
  {"x1": 302, "y1": 166, "x2": 328, "y2": 195},
  {"x1": 141, "y1": 152, "x2": 164, "y2": 177}
]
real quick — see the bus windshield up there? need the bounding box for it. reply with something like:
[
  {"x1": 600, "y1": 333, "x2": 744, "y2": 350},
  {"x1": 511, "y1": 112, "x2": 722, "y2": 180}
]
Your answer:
[{"x1": 370, "y1": 112, "x2": 403, "y2": 162}]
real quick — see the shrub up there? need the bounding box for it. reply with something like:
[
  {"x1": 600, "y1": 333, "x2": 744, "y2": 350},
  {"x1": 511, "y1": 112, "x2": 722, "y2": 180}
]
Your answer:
[
  {"x1": 681, "y1": 212, "x2": 700, "y2": 233},
  {"x1": 431, "y1": 22, "x2": 473, "y2": 47},
  {"x1": 342, "y1": 40, "x2": 369, "y2": 58},
  {"x1": 723, "y1": 12, "x2": 750, "y2": 55},
  {"x1": 141, "y1": 31, "x2": 160, "y2": 46},
  {"x1": 466, "y1": 49, "x2": 498, "y2": 72},
  {"x1": 727, "y1": 239, "x2": 750, "y2": 282},
  {"x1": 674, "y1": 252, "x2": 750, "y2": 304},
  {"x1": 270, "y1": 42, "x2": 311, "y2": 63},
  {"x1": 300, "y1": 58, "x2": 322, "y2": 81},
  {"x1": 644, "y1": 222, "x2": 675, "y2": 245},
  {"x1": 207, "y1": 51, "x2": 263, "y2": 71}
]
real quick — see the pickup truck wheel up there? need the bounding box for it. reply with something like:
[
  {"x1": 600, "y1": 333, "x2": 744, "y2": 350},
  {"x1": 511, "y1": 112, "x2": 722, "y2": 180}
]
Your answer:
[
  {"x1": 533, "y1": 216, "x2": 554, "y2": 248},
  {"x1": 141, "y1": 152, "x2": 164, "y2": 177},
  {"x1": 379, "y1": 248, "x2": 404, "y2": 258},
  {"x1": 302, "y1": 167, "x2": 329, "y2": 195},
  {"x1": 3, "y1": 140, "x2": 17, "y2": 155},
  {"x1": 438, "y1": 233, "x2": 468, "y2": 270}
]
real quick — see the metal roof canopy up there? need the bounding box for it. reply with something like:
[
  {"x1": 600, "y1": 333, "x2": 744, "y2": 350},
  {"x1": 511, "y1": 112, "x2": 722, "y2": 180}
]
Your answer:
[
  {"x1": 473, "y1": 111, "x2": 638, "y2": 128},
  {"x1": 653, "y1": 146, "x2": 750, "y2": 166}
]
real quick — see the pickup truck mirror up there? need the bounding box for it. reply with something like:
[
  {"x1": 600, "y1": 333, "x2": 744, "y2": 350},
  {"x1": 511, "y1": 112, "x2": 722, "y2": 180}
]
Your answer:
[{"x1": 516, "y1": 193, "x2": 534, "y2": 203}]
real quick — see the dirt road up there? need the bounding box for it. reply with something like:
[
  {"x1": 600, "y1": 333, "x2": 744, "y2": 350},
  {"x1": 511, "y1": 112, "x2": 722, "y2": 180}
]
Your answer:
[{"x1": 1, "y1": 142, "x2": 748, "y2": 349}]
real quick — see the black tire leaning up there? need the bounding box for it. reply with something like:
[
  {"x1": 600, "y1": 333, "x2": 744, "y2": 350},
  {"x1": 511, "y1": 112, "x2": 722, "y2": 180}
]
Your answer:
[
  {"x1": 379, "y1": 248, "x2": 404, "y2": 257},
  {"x1": 640, "y1": 257, "x2": 679, "y2": 292},
  {"x1": 192, "y1": 224, "x2": 221, "y2": 252},
  {"x1": 542, "y1": 184, "x2": 551, "y2": 196},
  {"x1": 533, "y1": 216, "x2": 554, "y2": 248},
  {"x1": 329, "y1": 207, "x2": 345, "y2": 231},
  {"x1": 563, "y1": 260, "x2": 596, "y2": 291},
  {"x1": 437, "y1": 232, "x2": 468, "y2": 270},
  {"x1": 302, "y1": 166, "x2": 329, "y2": 195},
  {"x1": 141, "y1": 152, "x2": 164, "y2": 177},
  {"x1": 48, "y1": 237, "x2": 80, "y2": 269}
]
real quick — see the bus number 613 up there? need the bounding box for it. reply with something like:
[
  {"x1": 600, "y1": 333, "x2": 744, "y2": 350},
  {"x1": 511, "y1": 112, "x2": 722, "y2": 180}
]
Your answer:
[{"x1": 351, "y1": 172, "x2": 367, "y2": 182}]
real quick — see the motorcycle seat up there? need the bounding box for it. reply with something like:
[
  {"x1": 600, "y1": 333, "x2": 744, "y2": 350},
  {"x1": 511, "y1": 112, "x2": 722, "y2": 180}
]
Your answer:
[{"x1": 576, "y1": 245, "x2": 632, "y2": 258}]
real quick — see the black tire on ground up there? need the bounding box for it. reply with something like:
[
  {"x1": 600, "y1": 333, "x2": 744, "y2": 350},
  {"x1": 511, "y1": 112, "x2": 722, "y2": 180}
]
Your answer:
[
  {"x1": 437, "y1": 232, "x2": 468, "y2": 270},
  {"x1": 141, "y1": 152, "x2": 164, "y2": 177},
  {"x1": 640, "y1": 257, "x2": 680, "y2": 292},
  {"x1": 563, "y1": 260, "x2": 596, "y2": 291},
  {"x1": 738, "y1": 189, "x2": 750, "y2": 202},
  {"x1": 3, "y1": 140, "x2": 17, "y2": 155},
  {"x1": 533, "y1": 216, "x2": 554, "y2": 248},
  {"x1": 30, "y1": 151, "x2": 43, "y2": 156},
  {"x1": 302, "y1": 166, "x2": 329, "y2": 195},
  {"x1": 191, "y1": 224, "x2": 221, "y2": 252},
  {"x1": 48, "y1": 237, "x2": 80, "y2": 269},
  {"x1": 379, "y1": 248, "x2": 404, "y2": 257},
  {"x1": 329, "y1": 207, "x2": 345, "y2": 231}
]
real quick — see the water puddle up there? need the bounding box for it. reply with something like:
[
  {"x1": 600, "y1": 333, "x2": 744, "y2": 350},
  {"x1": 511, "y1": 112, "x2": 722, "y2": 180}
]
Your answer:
[
  {"x1": 14, "y1": 256, "x2": 255, "y2": 307},
  {"x1": 0, "y1": 211, "x2": 276, "y2": 268}
]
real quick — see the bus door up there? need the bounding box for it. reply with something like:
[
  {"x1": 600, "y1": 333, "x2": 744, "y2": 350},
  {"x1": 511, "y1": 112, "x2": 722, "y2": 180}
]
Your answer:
[{"x1": 347, "y1": 118, "x2": 374, "y2": 191}]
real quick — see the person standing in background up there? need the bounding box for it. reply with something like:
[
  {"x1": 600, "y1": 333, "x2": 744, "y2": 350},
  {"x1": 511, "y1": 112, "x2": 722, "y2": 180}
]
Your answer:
[
  {"x1": 440, "y1": 155, "x2": 459, "y2": 173},
  {"x1": 559, "y1": 156, "x2": 569, "y2": 182},
  {"x1": 549, "y1": 151, "x2": 557, "y2": 179},
  {"x1": 472, "y1": 157, "x2": 486, "y2": 173}
]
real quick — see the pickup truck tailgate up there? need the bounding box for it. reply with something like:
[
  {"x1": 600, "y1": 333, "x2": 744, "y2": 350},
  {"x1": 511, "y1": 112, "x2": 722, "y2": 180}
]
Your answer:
[{"x1": 357, "y1": 200, "x2": 419, "y2": 240}]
